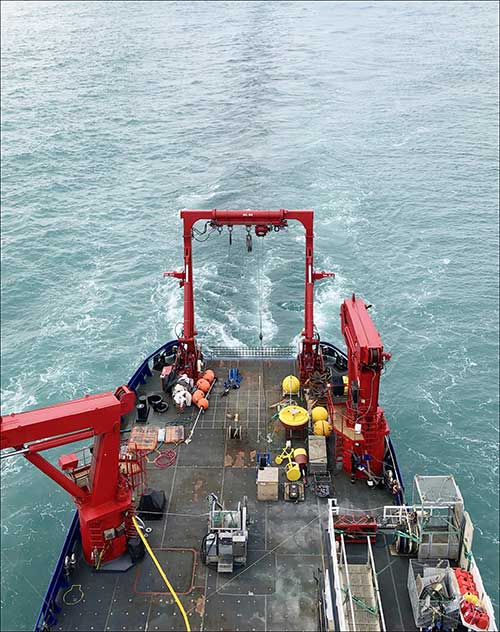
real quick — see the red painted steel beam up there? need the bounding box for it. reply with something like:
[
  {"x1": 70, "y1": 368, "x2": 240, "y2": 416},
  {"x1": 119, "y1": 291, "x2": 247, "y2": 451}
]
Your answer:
[
  {"x1": 25, "y1": 429, "x2": 95, "y2": 454},
  {"x1": 24, "y1": 451, "x2": 88, "y2": 500}
]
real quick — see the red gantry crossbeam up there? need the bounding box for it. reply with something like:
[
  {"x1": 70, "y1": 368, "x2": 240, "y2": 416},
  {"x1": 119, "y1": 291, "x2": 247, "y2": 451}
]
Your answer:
[{"x1": 164, "y1": 209, "x2": 334, "y2": 379}]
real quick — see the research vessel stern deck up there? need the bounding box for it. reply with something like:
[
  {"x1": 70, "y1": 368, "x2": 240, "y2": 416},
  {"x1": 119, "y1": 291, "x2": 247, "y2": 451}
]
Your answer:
[{"x1": 50, "y1": 352, "x2": 408, "y2": 632}]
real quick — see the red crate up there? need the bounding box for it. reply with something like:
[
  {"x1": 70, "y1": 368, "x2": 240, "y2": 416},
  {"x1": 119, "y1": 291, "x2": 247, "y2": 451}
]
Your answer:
[{"x1": 333, "y1": 514, "x2": 377, "y2": 543}]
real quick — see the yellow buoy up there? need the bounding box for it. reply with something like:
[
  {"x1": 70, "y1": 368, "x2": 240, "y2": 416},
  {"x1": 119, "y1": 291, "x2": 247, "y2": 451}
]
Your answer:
[
  {"x1": 313, "y1": 420, "x2": 332, "y2": 437},
  {"x1": 311, "y1": 406, "x2": 328, "y2": 422},
  {"x1": 285, "y1": 462, "x2": 301, "y2": 481},
  {"x1": 278, "y1": 405, "x2": 309, "y2": 429},
  {"x1": 282, "y1": 375, "x2": 300, "y2": 395}
]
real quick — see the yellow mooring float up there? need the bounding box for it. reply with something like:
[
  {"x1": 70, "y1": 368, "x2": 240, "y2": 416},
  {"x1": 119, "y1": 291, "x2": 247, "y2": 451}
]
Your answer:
[
  {"x1": 278, "y1": 405, "x2": 309, "y2": 431},
  {"x1": 313, "y1": 419, "x2": 332, "y2": 437},
  {"x1": 311, "y1": 406, "x2": 328, "y2": 422},
  {"x1": 282, "y1": 374, "x2": 300, "y2": 396}
]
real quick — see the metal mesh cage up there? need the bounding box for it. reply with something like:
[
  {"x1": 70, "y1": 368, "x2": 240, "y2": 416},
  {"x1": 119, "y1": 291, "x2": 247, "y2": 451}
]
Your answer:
[
  {"x1": 412, "y1": 475, "x2": 463, "y2": 506},
  {"x1": 412, "y1": 476, "x2": 464, "y2": 562}
]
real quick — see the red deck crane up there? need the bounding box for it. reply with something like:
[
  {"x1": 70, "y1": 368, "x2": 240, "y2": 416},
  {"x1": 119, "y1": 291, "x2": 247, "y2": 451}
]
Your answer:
[
  {"x1": 0, "y1": 386, "x2": 138, "y2": 566},
  {"x1": 338, "y1": 294, "x2": 391, "y2": 477}
]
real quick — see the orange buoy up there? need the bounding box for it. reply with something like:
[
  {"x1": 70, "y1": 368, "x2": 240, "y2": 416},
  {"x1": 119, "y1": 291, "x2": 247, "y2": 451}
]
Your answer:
[
  {"x1": 203, "y1": 369, "x2": 215, "y2": 383},
  {"x1": 197, "y1": 398, "x2": 209, "y2": 410},
  {"x1": 196, "y1": 378, "x2": 211, "y2": 393},
  {"x1": 192, "y1": 390, "x2": 205, "y2": 405}
]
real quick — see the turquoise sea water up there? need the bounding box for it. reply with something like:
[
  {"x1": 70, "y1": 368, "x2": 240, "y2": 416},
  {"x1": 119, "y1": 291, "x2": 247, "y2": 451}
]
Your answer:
[{"x1": 1, "y1": 1, "x2": 498, "y2": 629}]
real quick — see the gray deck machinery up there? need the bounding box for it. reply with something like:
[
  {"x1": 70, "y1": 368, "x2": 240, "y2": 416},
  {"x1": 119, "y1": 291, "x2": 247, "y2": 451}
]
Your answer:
[{"x1": 201, "y1": 493, "x2": 249, "y2": 573}]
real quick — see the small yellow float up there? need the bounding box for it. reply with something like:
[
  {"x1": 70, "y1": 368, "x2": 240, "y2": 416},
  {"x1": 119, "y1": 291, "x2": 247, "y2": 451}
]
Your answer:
[
  {"x1": 282, "y1": 375, "x2": 300, "y2": 395},
  {"x1": 313, "y1": 419, "x2": 332, "y2": 437},
  {"x1": 311, "y1": 406, "x2": 328, "y2": 422}
]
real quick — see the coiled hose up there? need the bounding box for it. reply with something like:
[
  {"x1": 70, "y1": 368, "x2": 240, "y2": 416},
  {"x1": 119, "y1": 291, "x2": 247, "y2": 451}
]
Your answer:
[{"x1": 132, "y1": 515, "x2": 191, "y2": 632}]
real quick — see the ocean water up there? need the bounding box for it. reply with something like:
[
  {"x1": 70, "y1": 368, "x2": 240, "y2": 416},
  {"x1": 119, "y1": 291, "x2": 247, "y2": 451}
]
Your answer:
[{"x1": 1, "y1": 1, "x2": 498, "y2": 629}]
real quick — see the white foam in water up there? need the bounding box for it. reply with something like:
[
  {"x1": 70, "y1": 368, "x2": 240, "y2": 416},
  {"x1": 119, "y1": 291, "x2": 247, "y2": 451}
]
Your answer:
[
  {"x1": 252, "y1": 268, "x2": 278, "y2": 344},
  {"x1": 313, "y1": 272, "x2": 350, "y2": 341}
]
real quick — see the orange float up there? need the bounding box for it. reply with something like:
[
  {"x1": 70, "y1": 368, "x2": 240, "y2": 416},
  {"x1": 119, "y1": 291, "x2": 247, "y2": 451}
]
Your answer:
[
  {"x1": 203, "y1": 370, "x2": 215, "y2": 383},
  {"x1": 192, "y1": 390, "x2": 205, "y2": 405},
  {"x1": 197, "y1": 398, "x2": 209, "y2": 410},
  {"x1": 196, "y1": 378, "x2": 211, "y2": 393}
]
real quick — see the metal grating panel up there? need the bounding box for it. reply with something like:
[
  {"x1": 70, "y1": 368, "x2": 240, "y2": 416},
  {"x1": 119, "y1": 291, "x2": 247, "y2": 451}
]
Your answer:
[{"x1": 204, "y1": 346, "x2": 296, "y2": 358}]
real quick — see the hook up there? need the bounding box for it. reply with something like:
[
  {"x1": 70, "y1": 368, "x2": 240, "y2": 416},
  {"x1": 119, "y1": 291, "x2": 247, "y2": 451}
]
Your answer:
[{"x1": 246, "y1": 226, "x2": 253, "y2": 252}]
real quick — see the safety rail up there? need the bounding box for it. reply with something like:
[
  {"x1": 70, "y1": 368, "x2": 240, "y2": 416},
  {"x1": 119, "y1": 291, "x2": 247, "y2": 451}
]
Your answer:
[
  {"x1": 327, "y1": 500, "x2": 387, "y2": 632},
  {"x1": 382, "y1": 504, "x2": 410, "y2": 526},
  {"x1": 339, "y1": 533, "x2": 357, "y2": 630},
  {"x1": 367, "y1": 536, "x2": 387, "y2": 631},
  {"x1": 327, "y1": 499, "x2": 348, "y2": 631},
  {"x1": 204, "y1": 346, "x2": 296, "y2": 359},
  {"x1": 386, "y1": 436, "x2": 405, "y2": 501}
]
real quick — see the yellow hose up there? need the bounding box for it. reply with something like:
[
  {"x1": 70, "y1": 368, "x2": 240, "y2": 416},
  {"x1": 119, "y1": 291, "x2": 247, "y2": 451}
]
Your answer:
[{"x1": 132, "y1": 515, "x2": 191, "y2": 632}]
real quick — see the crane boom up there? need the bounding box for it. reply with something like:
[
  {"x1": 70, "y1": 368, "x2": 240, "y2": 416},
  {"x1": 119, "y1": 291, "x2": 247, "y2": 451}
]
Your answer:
[
  {"x1": 0, "y1": 386, "x2": 137, "y2": 566},
  {"x1": 339, "y1": 294, "x2": 391, "y2": 477}
]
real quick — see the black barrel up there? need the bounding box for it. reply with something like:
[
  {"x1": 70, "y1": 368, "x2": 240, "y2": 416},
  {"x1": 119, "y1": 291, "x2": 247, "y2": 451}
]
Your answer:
[{"x1": 136, "y1": 396, "x2": 149, "y2": 423}]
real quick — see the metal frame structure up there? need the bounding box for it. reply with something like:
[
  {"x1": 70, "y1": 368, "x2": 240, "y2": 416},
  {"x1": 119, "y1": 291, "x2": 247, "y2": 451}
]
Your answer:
[
  {"x1": 164, "y1": 209, "x2": 334, "y2": 380},
  {"x1": 412, "y1": 475, "x2": 464, "y2": 561}
]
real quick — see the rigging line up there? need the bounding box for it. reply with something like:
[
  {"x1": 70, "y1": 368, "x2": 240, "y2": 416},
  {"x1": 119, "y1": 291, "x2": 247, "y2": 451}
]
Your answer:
[
  {"x1": 256, "y1": 236, "x2": 268, "y2": 445},
  {"x1": 257, "y1": 235, "x2": 264, "y2": 346}
]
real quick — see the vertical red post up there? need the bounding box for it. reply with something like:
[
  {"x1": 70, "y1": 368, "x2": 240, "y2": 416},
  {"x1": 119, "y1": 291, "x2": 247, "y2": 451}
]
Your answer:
[
  {"x1": 183, "y1": 218, "x2": 195, "y2": 341},
  {"x1": 304, "y1": 227, "x2": 315, "y2": 342}
]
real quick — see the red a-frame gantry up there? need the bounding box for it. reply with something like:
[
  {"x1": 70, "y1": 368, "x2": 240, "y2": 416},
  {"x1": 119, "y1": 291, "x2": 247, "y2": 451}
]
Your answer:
[{"x1": 164, "y1": 209, "x2": 334, "y2": 380}]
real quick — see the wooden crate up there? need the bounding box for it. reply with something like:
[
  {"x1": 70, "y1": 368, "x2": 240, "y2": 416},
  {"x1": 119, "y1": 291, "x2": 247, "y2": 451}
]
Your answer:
[
  {"x1": 257, "y1": 467, "x2": 279, "y2": 501},
  {"x1": 308, "y1": 435, "x2": 328, "y2": 468},
  {"x1": 164, "y1": 425, "x2": 184, "y2": 444},
  {"x1": 128, "y1": 426, "x2": 158, "y2": 452}
]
